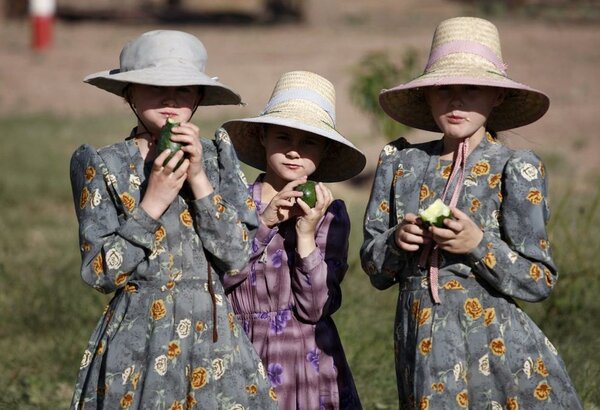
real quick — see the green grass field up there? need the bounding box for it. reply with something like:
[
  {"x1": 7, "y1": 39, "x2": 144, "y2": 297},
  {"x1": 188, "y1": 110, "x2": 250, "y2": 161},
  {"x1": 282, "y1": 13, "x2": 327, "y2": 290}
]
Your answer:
[{"x1": 0, "y1": 114, "x2": 598, "y2": 409}]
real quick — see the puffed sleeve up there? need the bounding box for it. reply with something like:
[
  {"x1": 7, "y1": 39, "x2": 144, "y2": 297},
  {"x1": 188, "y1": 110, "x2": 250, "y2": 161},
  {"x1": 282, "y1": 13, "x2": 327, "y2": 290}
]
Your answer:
[
  {"x1": 191, "y1": 128, "x2": 259, "y2": 275},
  {"x1": 292, "y1": 199, "x2": 350, "y2": 322},
  {"x1": 360, "y1": 138, "x2": 410, "y2": 290},
  {"x1": 467, "y1": 150, "x2": 558, "y2": 302},
  {"x1": 70, "y1": 144, "x2": 161, "y2": 294}
]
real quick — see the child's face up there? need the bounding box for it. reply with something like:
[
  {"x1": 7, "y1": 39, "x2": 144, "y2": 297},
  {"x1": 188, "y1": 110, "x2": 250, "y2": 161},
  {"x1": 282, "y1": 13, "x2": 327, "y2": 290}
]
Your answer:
[
  {"x1": 424, "y1": 85, "x2": 504, "y2": 140},
  {"x1": 261, "y1": 125, "x2": 327, "y2": 186},
  {"x1": 129, "y1": 84, "x2": 201, "y2": 133}
]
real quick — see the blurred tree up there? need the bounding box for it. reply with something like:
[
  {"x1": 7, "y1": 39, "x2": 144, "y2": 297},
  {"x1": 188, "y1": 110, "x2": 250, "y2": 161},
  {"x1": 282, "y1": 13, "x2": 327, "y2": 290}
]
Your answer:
[{"x1": 350, "y1": 49, "x2": 420, "y2": 141}]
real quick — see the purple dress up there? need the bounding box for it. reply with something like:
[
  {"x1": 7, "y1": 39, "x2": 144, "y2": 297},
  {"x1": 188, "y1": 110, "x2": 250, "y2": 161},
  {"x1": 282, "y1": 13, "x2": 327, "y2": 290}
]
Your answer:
[{"x1": 223, "y1": 177, "x2": 362, "y2": 410}]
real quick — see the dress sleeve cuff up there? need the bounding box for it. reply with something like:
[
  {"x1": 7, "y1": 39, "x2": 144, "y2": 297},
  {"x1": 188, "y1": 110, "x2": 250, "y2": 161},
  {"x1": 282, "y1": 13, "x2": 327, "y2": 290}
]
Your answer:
[
  {"x1": 117, "y1": 207, "x2": 161, "y2": 249},
  {"x1": 295, "y1": 247, "x2": 321, "y2": 273}
]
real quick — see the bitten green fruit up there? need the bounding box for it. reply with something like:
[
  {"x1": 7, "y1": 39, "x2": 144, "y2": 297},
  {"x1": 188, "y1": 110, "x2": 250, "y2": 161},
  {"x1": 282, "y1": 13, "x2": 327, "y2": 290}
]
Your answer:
[
  {"x1": 157, "y1": 118, "x2": 184, "y2": 168},
  {"x1": 295, "y1": 180, "x2": 317, "y2": 208},
  {"x1": 419, "y1": 199, "x2": 451, "y2": 227}
]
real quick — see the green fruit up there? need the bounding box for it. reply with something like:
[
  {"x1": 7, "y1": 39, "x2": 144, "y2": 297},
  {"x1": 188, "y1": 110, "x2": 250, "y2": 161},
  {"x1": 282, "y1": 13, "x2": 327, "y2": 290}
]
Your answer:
[
  {"x1": 419, "y1": 199, "x2": 451, "y2": 227},
  {"x1": 157, "y1": 118, "x2": 184, "y2": 168},
  {"x1": 295, "y1": 180, "x2": 317, "y2": 208}
]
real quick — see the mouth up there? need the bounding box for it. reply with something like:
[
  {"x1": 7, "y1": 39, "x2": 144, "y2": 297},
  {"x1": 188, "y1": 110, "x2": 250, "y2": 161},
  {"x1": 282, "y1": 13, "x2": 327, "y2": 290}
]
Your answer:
[
  {"x1": 283, "y1": 163, "x2": 302, "y2": 170},
  {"x1": 447, "y1": 112, "x2": 467, "y2": 124},
  {"x1": 160, "y1": 111, "x2": 178, "y2": 118}
]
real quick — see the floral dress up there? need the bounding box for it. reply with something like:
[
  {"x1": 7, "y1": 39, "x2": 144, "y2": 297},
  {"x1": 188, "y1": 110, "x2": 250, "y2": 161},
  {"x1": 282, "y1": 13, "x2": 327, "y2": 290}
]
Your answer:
[
  {"x1": 69, "y1": 129, "x2": 278, "y2": 410},
  {"x1": 223, "y1": 177, "x2": 362, "y2": 410},
  {"x1": 361, "y1": 134, "x2": 583, "y2": 409}
]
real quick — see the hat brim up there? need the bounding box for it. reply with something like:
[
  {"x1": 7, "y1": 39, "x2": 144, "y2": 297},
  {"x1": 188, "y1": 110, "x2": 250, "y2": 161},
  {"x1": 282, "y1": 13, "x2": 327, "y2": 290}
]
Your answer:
[
  {"x1": 222, "y1": 115, "x2": 366, "y2": 183},
  {"x1": 379, "y1": 75, "x2": 550, "y2": 132},
  {"x1": 84, "y1": 65, "x2": 242, "y2": 106}
]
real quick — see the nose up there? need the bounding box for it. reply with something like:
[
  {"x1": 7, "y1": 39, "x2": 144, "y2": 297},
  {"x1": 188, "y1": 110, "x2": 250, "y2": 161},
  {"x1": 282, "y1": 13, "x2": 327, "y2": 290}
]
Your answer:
[
  {"x1": 162, "y1": 88, "x2": 178, "y2": 106},
  {"x1": 449, "y1": 89, "x2": 464, "y2": 108}
]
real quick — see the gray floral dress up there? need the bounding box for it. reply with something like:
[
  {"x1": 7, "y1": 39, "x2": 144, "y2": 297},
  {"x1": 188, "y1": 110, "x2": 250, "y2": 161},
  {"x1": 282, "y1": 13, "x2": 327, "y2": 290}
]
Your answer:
[
  {"x1": 69, "y1": 128, "x2": 278, "y2": 409},
  {"x1": 361, "y1": 134, "x2": 583, "y2": 409}
]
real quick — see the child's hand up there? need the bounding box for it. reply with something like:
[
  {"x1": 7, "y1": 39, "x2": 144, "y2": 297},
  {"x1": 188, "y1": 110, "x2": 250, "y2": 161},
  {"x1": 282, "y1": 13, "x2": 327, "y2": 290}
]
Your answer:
[
  {"x1": 395, "y1": 213, "x2": 432, "y2": 252},
  {"x1": 140, "y1": 148, "x2": 189, "y2": 219},
  {"x1": 429, "y1": 207, "x2": 483, "y2": 254},
  {"x1": 168, "y1": 122, "x2": 203, "y2": 181},
  {"x1": 295, "y1": 182, "x2": 333, "y2": 236},
  {"x1": 260, "y1": 178, "x2": 305, "y2": 228}
]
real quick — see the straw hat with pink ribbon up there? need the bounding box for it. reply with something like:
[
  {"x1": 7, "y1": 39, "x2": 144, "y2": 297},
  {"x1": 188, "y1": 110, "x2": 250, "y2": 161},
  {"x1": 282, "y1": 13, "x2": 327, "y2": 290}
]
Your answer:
[{"x1": 379, "y1": 16, "x2": 550, "y2": 132}]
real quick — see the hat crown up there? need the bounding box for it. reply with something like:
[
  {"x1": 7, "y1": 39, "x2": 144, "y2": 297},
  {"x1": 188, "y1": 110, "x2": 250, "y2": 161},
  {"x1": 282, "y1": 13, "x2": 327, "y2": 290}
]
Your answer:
[
  {"x1": 425, "y1": 17, "x2": 506, "y2": 77},
  {"x1": 262, "y1": 70, "x2": 337, "y2": 128},
  {"x1": 119, "y1": 30, "x2": 207, "y2": 73}
]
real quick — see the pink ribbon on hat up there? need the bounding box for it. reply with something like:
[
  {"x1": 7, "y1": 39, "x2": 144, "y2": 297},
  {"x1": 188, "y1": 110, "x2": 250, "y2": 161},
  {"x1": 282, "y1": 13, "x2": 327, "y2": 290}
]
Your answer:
[
  {"x1": 419, "y1": 137, "x2": 470, "y2": 304},
  {"x1": 426, "y1": 40, "x2": 507, "y2": 75}
]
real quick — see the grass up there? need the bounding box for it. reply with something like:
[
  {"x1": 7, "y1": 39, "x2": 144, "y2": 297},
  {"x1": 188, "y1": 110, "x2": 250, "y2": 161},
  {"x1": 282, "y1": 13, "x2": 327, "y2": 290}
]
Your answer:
[{"x1": 0, "y1": 114, "x2": 598, "y2": 409}]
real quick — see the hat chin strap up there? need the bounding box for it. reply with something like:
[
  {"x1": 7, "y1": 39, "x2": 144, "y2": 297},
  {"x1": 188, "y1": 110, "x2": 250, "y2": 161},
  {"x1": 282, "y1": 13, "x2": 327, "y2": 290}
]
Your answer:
[{"x1": 128, "y1": 102, "x2": 200, "y2": 139}]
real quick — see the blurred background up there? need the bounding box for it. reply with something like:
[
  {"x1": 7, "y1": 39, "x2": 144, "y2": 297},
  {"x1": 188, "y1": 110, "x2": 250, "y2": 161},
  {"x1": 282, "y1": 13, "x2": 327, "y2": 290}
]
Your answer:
[{"x1": 0, "y1": 0, "x2": 599, "y2": 408}]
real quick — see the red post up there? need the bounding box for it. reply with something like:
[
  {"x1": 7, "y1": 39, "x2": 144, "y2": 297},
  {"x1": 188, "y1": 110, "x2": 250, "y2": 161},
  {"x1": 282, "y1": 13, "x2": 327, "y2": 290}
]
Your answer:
[{"x1": 30, "y1": 0, "x2": 55, "y2": 51}]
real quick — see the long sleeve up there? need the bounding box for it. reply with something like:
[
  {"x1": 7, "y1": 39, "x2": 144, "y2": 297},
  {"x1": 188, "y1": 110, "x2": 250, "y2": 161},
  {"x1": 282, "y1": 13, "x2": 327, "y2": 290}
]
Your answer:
[
  {"x1": 197, "y1": 128, "x2": 259, "y2": 275},
  {"x1": 467, "y1": 150, "x2": 558, "y2": 302},
  {"x1": 360, "y1": 139, "x2": 411, "y2": 290},
  {"x1": 292, "y1": 199, "x2": 350, "y2": 322},
  {"x1": 70, "y1": 144, "x2": 160, "y2": 294}
]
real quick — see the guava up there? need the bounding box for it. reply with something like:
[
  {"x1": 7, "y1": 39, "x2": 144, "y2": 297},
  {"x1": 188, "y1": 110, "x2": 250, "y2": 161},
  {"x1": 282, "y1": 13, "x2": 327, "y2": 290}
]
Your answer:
[
  {"x1": 295, "y1": 180, "x2": 317, "y2": 208},
  {"x1": 419, "y1": 199, "x2": 451, "y2": 227},
  {"x1": 157, "y1": 118, "x2": 184, "y2": 168}
]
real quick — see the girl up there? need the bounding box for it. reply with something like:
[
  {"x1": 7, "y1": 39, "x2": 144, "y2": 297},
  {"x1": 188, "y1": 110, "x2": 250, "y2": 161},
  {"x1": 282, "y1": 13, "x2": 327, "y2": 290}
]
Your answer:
[
  {"x1": 361, "y1": 17, "x2": 583, "y2": 409},
  {"x1": 70, "y1": 30, "x2": 277, "y2": 409},
  {"x1": 221, "y1": 71, "x2": 366, "y2": 409}
]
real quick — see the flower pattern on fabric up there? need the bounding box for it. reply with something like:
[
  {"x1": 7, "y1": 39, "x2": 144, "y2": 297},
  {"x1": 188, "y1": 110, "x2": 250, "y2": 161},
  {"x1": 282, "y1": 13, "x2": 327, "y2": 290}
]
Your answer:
[
  {"x1": 69, "y1": 129, "x2": 277, "y2": 409},
  {"x1": 361, "y1": 136, "x2": 583, "y2": 409}
]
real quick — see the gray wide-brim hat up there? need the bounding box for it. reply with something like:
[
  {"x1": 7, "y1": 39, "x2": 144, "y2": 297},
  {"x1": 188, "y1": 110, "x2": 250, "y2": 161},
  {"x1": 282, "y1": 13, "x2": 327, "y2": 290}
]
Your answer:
[
  {"x1": 379, "y1": 17, "x2": 550, "y2": 132},
  {"x1": 84, "y1": 30, "x2": 242, "y2": 106},
  {"x1": 223, "y1": 71, "x2": 366, "y2": 183}
]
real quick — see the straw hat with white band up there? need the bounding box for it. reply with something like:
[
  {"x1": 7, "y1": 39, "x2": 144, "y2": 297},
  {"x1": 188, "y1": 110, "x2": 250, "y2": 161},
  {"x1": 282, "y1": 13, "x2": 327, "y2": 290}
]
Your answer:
[
  {"x1": 84, "y1": 30, "x2": 242, "y2": 106},
  {"x1": 223, "y1": 71, "x2": 366, "y2": 182},
  {"x1": 379, "y1": 17, "x2": 550, "y2": 132}
]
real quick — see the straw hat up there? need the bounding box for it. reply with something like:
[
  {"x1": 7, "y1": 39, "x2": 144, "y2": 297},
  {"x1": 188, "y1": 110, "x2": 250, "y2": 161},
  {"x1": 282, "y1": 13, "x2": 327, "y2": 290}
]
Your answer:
[
  {"x1": 379, "y1": 17, "x2": 550, "y2": 132},
  {"x1": 84, "y1": 30, "x2": 242, "y2": 106},
  {"x1": 222, "y1": 71, "x2": 366, "y2": 182}
]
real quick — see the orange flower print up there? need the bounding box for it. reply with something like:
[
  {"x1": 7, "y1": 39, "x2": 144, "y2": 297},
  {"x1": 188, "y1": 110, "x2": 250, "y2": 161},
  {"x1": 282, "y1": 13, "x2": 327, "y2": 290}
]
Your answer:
[
  {"x1": 120, "y1": 392, "x2": 134, "y2": 408},
  {"x1": 96, "y1": 340, "x2": 105, "y2": 355},
  {"x1": 213, "y1": 194, "x2": 226, "y2": 214},
  {"x1": 411, "y1": 300, "x2": 421, "y2": 319},
  {"x1": 431, "y1": 382, "x2": 445, "y2": 393},
  {"x1": 228, "y1": 312, "x2": 236, "y2": 331},
  {"x1": 483, "y1": 308, "x2": 496, "y2": 326},
  {"x1": 540, "y1": 162, "x2": 546, "y2": 177},
  {"x1": 506, "y1": 397, "x2": 519, "y2": 410},
  {"x1": 419, "y1": 396, "x2": 430, "y2": 410},
  {"x1": 245, "y1": 384, "x2": 258, "y2": 395},
  {"x1": 464, "y1": 298, "x2": 483, "y2": 320},
  {"x1": 195, "y1": 320, "x2": 206, "y2": 332},
  {"x1": 379, "y1": 200, "x2": 389, "y2": 213},
  {"x1": 534, "y1": 381, "x2": 552, "y2": 400},
  {"x1": 442, "y1": 279, "x2": 464, "y2": 290},
  {"x1": 242, "y1": 227, "x2": 249, "y2": 242},
  {"x1": 155, "y1": 226, "x2": 166, "y2": 242},
  {"x1": 92, "y1": 254, "x2": 104, "y2": 276},
  {"x1": 418, "y1": 308, "x2": 432, "y2": 326},
  {"x1": 456, "y1": 390, "x2": 469, "y2": 408},
  {"x1": 441, "y1": 164, "x2": 452, "y2": 179},
  {"x1": 186, "y1": 394, "x2": 197, "y2": 409},
  {"x1": 535, "y1": 357, "x2": 549, "y2": 377},
  {"x1": 120, "y1": 192, "x2": 136, "y2": 212},
  {"x1": 82, "y1": 241, "x2": 92, "y2": 252},
  {"x1": 483, "y1": 252, "x2": 496, "y2": 269},
  {"x1": 490, "y1": 338, "x2": 506, "y2": 356},
  {"x1": 132, "y1": 372, "x2": 141, "y2": 389},
  {"x1": 544, "y1": 268, "x2": 554, "y2": 287},
  {"x1": 539, "y1": 239, "x2": 549, "y2": 250},
  {"x1": 84, "y1": 166, "x2": 96, "y2": 182},
  {"x1": 151, "y1": 299, "x2": 167, "y2": 321},
  {"x1": 526, "y1": 189, "x2": 543, "y2": 205},
  {"x1": 486, "y1": 132, "x2": 496, "y2": 143},
  {"x1": 245, "y1": 196, "x2": 256, "y2": 210},
  {"x1": 393, "y1": 166, "x2": 405, "y2": 184},
  {"x1": 80, "y1": 186, "x2": 90, "y2": 209},
  {"x1": 269, "y1": 387, "x2": 277, "y2": 401},
  {"x1": 180, "y1": 210, "x2": 193, "y2": 227},
  {"x1": 498, "y1": 191, "x2": 503, "y2": 203},
  {"x1": 115, "y1": 272, "x2": 128, "y2": 286},
  {"x1": 488, "y1": 173, "x2": 502, "y2": 189},
  {"x1": 167, "y1": 341, "x2": 181, "y2": 359},
  {"x1": 470, "y1": 198, "x2": 481, "y2": 213},
  {"x1": 529, "y1": 264, "x2": 542, "y2": 281},
  {"x1": 190, "y1": 367, "x2": 208, "y2": 389},
  {"x1": 420, "y1": 184, "x2": 431, "y2": 202},
  {"x1": 471, "y1": 160, "x2": 490, "y2": 177},
  {"x1": 419, "y1": 338, "x2": 432, "y2": 356},
  {"x1": 169, "y1": 401, "x2": 183, "y2": 410}
]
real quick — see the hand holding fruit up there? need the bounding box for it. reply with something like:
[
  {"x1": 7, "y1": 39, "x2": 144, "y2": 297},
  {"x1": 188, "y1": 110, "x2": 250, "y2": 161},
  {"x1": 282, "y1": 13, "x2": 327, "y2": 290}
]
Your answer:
[
  {"x1": 395, "y1": 213, "x2": 433, "y2": 252},
  {"x1": 295, "y1": 181, "x2": 332, "y2": 236},
  {"x1": 260, "y1": 178, "x2": 305, "y2": 228},
  {"x1": 429, "y1": 207, "x2": 483, "y2": 254}
]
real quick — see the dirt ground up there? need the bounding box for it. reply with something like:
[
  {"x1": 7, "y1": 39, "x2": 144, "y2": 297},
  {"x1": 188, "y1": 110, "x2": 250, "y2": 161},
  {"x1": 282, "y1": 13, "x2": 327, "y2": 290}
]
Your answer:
[{"x1": 1, "y1": 0, "x2": 599, "y2": 186}]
